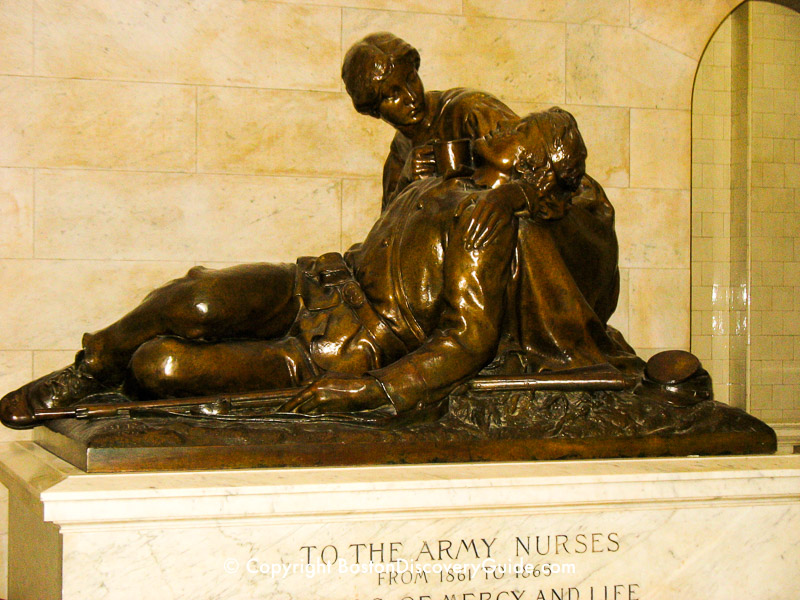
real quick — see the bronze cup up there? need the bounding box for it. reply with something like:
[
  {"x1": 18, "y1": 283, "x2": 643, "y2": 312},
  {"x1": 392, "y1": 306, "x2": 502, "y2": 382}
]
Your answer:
[{"x1": 432, "y1": 138, "x2": 472, "y2": 177}]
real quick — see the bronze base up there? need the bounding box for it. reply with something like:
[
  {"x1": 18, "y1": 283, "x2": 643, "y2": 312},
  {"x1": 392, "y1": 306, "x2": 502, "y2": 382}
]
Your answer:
[{"x1": 35, "y1": 390, "x2": 777, "y2": 472}]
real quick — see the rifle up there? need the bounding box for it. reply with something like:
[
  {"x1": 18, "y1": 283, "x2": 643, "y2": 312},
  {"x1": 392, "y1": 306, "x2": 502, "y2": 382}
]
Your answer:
[
  {"x1": 33, "y1": 387, "x2": 298, "y2": 422},
  {"x1": 32, "y1": 365, "x2": 638, "y2": 423}
]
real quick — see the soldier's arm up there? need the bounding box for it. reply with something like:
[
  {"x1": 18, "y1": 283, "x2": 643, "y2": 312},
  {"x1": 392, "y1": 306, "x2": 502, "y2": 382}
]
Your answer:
[{"x1": 370, "y1": 200, "x2": 517, "y2": 412}]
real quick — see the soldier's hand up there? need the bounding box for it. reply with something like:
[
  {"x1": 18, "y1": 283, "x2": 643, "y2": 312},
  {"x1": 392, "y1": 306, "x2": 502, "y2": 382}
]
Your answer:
[{"x1": 280, "y1": 373, "x2": 390, "y2": 414}]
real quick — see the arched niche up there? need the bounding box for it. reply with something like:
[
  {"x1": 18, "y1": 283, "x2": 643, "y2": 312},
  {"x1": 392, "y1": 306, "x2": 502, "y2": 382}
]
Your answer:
[{"x1": 690, "y1": 0, "x2": 800, "y2": 426}]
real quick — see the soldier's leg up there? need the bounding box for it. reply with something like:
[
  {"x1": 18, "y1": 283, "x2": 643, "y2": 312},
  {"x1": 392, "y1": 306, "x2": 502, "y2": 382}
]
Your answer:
[
  {"x1": 82, "y1": 263, "x2": 299, "y2": 382},
  {"x1": 129, "y1": 336, "x2": 316, "y2": 398},
  {"x1": 0, "y1": 263, "x2": 301, "y2": 428}
]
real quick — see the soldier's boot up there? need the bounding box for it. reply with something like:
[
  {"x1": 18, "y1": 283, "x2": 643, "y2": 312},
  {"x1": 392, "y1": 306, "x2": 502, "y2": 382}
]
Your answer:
[{"x1": 0, "y1": 352, "x2": 110, "y2": 429}]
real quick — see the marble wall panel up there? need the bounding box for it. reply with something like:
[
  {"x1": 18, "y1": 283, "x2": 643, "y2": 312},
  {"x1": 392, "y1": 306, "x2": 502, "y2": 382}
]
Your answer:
[
  {"x1": 0, "y1": 168, "x2": 33, "y2": 259},
  {"x1": 198, "y1": 88, "x2": 392, "y2": 177},
  {"x1": 342, "y1": 178, "x2": 382, "y2": 252},
  {"x1": 630, "y1": 109, "x2": 692, "y2": 189},
  {"x1": 503, "y1": 101, "x2": 547, "y2": 120},
  {"x1": 34, "y1": 170, "x2": 341, "y2": 263},
  {"x1": 35, "y1": 0, "x2": 341, "y2": 91},
  {"x1": 607, "y1": 267, "x2": 630, "y2": 339},
  {"x1": 631, "y1": 0, "x2": 740, "y2": 59},
  {"x1": 278, "y1": 0, "x2": 461, "y2": 12},
  {"x1": 567, "y1": 24, "x2": 697, "y2": 109},
  {"x1": 343, "y1": 10, "x2": 566, "y2": 103},
  {"x1": 33, "y1": 351, "x2": 78, "y2": 379},
  {"x1": 0, "y1": 260, "x2": 197, "y2": 350},
  {"x1": 568, "y1": 105, "x2": 631, "y2": 188},
  {"x1": 636, "y1": 347, "x2": 673, "y2": 361},
  {"x1": 0, "y1": 353, "x2": 33, "y2": 442},
  {"x1": 0, "y1": 77, "x2": 195, "y2": 171},
  {"x1": 0, "y1": 0, "x2": 32, "y2": 75},
  {"x1": 0, "y1": 353, "x2": 31, "y2": 396},
  {"x1": 629, "y1": 268, "x2": 691, "y2": 349},
  {"x1": 464, "y1": 0, "x2": 629, "y2": 26},
  {"x1": 612, "y1": 188, "x2": 691, "y2": 269},
  {"x1": 463, "y1": 0, "x2": 565, "y2": 22}
]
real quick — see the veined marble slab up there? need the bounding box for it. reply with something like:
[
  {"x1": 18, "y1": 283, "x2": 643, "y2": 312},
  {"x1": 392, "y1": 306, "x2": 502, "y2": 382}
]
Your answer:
[{"x1": 0, "y1": 442, "x2": 798, "y2": 600}]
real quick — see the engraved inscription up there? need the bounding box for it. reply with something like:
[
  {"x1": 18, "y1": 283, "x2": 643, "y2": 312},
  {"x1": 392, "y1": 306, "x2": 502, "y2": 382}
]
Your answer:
[{"x1": 290, "y1": 532, "x2": 637, "y2": 599}]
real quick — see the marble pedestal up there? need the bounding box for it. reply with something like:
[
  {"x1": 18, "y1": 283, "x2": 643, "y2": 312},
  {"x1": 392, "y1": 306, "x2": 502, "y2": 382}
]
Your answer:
[{"x1": 0, "y1": 442, "x2": 798, "y2": 600}]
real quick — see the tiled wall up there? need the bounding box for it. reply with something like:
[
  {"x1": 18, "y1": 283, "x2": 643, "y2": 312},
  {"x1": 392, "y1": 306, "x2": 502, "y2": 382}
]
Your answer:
[
  {"x1": 691, "y1": 16, "x2": 736, "y2": 405},
  {"x1": 729, "y1": 6, "x2": 751, "y2": 411},
  {"x1": 691, "y1": 1, "x2": 800, "y2": 421},
  {"x1": 748, "y1": 1, "x2": 800, "y2": 423}
]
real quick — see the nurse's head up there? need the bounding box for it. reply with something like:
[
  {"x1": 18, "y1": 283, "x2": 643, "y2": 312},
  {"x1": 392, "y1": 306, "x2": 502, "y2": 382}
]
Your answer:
[{"x1": 342, "y1": 32, "x2": 426, "y2": 128}]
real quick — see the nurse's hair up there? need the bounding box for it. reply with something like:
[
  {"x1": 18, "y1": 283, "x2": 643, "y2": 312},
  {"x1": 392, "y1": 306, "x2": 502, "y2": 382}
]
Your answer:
[{"x1": 342, "y1": 32, "x2": 421, "y2": 117}]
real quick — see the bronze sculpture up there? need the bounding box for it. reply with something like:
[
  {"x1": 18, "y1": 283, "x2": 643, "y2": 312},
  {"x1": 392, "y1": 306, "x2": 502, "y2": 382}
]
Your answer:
[
  {"x1": 1, "y1": 108, "x2": 611, "y2": 423},
  {"x1": 0, "y1": 34, "x2": 775, "y2": 469}
]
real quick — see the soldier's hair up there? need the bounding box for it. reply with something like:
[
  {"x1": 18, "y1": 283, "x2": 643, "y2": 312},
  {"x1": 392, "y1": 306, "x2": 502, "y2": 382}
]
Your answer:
[
  {"x1": 515, "y1": 107, "x2": 587, "y2": 193},
  {"x1": 342, "y1": 33, "x2": 421, "y2": 117}
]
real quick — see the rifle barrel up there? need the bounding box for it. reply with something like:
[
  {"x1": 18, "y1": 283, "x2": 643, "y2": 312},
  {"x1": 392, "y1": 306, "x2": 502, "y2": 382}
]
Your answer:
[
  {"x1": 33, "y1": 387, "x2": 303, "y2": 421},
  {"x1": 468, "y1": 372, "x2": 637, "y2": 392}
]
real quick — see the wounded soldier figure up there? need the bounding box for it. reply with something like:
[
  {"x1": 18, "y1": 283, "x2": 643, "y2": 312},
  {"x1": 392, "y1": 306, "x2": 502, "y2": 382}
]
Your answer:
[{"x1": 0, "y1": 108, "x2": 643, "y2": 428}]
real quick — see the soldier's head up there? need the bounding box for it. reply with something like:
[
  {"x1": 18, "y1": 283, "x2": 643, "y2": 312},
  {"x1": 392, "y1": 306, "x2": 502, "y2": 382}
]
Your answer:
[
  {"x1": 342, "y1": 33, "x2": 426, "y2": 128},
  {"x1": 474, "y1": 108, "x2": 587, "y2": 217}
]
